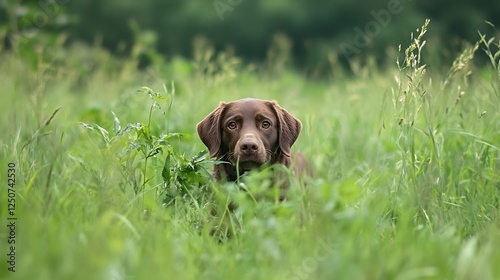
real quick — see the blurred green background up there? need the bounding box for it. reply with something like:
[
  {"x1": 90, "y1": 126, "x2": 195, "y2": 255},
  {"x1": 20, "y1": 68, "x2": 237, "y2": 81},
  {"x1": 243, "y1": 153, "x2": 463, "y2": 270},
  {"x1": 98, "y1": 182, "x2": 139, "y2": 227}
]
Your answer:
[{"x1": 2, "y1": 0, "x2": 499, "y2": 74}]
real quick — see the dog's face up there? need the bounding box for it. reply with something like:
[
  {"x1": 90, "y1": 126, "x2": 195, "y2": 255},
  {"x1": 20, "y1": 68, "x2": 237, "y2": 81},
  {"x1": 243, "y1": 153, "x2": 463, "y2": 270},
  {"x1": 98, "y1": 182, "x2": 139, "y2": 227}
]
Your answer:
[
  {"x1": 220, "y1": 99, "x2": 279, "y2": 169},
  {"x1": 197, "y1": 98, "x2": 302, "y2": 171}
]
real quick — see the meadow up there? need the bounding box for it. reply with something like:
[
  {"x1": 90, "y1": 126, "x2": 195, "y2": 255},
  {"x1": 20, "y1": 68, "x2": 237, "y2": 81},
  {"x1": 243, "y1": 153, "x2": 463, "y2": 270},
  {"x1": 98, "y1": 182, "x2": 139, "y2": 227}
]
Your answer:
[{"x1": 0, "y1": 22, "x2": 499, "y2": 280}]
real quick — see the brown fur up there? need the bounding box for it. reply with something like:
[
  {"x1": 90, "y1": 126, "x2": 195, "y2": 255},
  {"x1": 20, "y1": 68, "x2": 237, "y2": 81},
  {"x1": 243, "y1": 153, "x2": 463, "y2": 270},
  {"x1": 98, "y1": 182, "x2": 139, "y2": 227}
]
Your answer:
[{"x1": 197, "y1": 98, "x2": 305, "y2": 183}]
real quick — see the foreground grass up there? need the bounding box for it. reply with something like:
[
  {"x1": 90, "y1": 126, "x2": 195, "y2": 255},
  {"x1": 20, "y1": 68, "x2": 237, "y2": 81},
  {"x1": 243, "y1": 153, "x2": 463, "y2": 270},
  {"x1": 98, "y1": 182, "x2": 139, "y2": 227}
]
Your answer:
[{"x1": 0, "y1": 31, "x2": 499, "y2": 280}]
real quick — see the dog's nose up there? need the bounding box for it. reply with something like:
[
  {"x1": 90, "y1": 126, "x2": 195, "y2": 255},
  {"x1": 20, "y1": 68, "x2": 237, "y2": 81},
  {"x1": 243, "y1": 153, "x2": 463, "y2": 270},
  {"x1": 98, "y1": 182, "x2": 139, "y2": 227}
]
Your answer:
[{"x1": 239, "y1": 138, "x2": 259, "y2": 154}]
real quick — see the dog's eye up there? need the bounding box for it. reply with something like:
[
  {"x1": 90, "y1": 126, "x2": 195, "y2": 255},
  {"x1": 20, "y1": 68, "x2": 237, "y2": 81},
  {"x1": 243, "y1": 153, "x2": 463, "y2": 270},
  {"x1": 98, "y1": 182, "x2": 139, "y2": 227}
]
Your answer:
[
  {"x1": 227, "y1": 121, "x2": 237, "y2": 130},
  {"x1": 261, "y1": 120, "x2": 271, "y2": 129}
]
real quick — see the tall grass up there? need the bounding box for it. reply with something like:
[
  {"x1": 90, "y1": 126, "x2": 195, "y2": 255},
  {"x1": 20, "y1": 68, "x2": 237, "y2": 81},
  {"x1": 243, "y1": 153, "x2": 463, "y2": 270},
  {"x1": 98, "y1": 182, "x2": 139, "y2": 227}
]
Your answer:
[
  {"x1": 0, "y1": 20, "x2": 499, "y2": 280},
  {"x1": 385, "y1": 20, "x2": 499, "y2": 237}
]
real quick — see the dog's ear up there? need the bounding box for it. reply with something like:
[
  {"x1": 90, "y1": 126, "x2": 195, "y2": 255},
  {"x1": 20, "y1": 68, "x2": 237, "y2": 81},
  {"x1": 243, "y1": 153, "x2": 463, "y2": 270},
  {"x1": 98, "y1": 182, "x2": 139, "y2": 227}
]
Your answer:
[
  {"x1": 197, "y1": 102, "x2": 227, "y2": 158},
  {"x1": 269, "y1": 101, "x2": 302, "y2": 157}
]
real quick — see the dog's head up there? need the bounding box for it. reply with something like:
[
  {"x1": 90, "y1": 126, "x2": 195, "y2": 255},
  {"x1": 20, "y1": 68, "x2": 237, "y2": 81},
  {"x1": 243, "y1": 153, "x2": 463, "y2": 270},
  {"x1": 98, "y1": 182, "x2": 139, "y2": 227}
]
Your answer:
[{"x1": 197, "y1": 98, "x2": 302, "y2": 169}]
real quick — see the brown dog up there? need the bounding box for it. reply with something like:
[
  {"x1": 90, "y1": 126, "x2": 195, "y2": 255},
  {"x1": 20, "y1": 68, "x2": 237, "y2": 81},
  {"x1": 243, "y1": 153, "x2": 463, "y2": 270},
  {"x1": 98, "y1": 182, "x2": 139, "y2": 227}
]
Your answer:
[{"x1": 197, "y1": 98, "x2": 304, "y2": 183}]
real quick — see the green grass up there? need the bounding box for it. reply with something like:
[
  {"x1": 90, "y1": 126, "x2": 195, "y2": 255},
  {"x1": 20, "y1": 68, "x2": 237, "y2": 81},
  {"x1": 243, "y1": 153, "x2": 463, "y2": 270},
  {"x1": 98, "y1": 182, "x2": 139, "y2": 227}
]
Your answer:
[{"x1": 1, "y1": 23, "x2": 500, "y2": 280}]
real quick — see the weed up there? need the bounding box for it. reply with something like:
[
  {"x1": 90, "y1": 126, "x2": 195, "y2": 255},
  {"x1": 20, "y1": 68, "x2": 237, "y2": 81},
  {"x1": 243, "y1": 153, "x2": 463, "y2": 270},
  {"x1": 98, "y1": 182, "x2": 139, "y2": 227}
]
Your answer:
[{"x1": 80, "y1": 85, "x2": 212, "y2": 211}]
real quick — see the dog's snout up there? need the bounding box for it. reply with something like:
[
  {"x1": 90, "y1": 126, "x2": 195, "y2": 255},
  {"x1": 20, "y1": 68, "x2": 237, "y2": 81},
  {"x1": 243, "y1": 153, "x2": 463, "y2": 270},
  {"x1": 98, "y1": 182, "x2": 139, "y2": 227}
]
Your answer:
[
  {"x1": 239, "y1": 137, "x2": 259, "y2": 154},
  {"x1": 234, "y1": 132, "x2": 266, "y2": 164}
]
